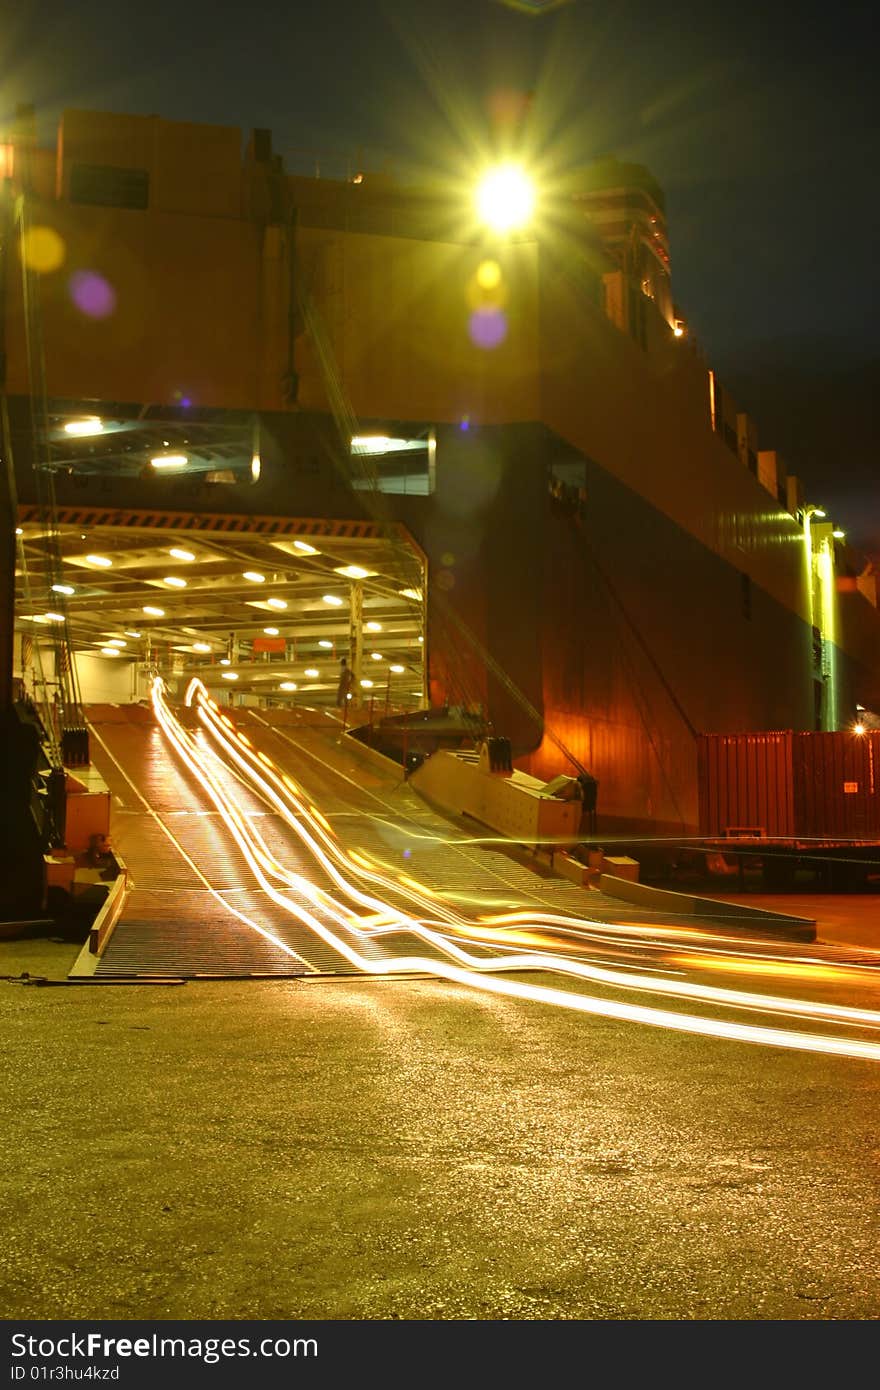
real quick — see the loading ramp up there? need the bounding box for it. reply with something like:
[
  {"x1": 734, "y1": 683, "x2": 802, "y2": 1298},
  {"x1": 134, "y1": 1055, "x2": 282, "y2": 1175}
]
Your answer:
[{"x1": 77, "y1": 703, "x2": 631, "y2": 979}]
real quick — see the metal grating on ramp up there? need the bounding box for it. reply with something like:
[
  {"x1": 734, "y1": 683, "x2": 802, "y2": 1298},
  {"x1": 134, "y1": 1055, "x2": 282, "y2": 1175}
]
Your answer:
[{"x1": 90, "y1": 917, "x2": 312, "y2": 979}]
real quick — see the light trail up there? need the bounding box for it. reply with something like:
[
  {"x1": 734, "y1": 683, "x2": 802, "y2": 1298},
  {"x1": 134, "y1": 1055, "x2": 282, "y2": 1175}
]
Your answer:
[
  {"x1": 87, "y1": 719, "x2": 320, "y2": 972},
  {"x1": 252, "y1": 717, "x2": 875, "y2": 971},
  {"x1": 175, "y1": 680, "x2": 880, "y2": 1038},
  {"x1": 478, "y1": 908, "x2": 880, "y2": 978},
  {"x1": 149, "y1": 679, "x2": 880, "y2": 1061}
]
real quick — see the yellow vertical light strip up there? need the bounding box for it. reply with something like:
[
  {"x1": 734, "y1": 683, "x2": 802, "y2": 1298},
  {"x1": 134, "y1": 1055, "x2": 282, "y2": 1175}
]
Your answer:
[
  {"x1": 803, "y1": 511, "x2": 816, "y2": 632},
  {"x1": 817, "y1": 537, "x2": 838, "y2": 729}
]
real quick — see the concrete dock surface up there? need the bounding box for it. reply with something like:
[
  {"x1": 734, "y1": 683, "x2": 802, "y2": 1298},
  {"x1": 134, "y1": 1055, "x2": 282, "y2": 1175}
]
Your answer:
[{"x1": 2, "y1": 894, "x2": 879, "y2": 1322}]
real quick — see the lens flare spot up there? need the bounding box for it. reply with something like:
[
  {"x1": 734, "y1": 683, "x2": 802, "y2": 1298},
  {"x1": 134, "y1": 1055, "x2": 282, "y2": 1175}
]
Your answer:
[
  {"x1": 69, "y1": 270, "x2": 116, "y2": 319},
  {"x1": 466, "y1": 272, "x2": 508, "y2": 313},
  {"x1": 20, "y1": 226, "x2": 66, "y2": 274},
  {"x1": 469, "y1": 308, "x2": 507, "y2": 350},
  {"x1": 477, "y1": 259, "x2": 502, "y2": 290}
]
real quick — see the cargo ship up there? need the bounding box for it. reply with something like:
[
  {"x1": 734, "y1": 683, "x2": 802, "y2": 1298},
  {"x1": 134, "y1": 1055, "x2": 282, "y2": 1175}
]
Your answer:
[{"x1": 3, "y1": 105, "x2": 879, "y2": 853}]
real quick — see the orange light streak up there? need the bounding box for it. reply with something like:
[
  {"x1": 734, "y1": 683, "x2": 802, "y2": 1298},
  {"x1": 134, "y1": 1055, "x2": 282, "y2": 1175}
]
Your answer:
[{"x1": 669, "y1": 954, "x2": 877, "y2": 985}]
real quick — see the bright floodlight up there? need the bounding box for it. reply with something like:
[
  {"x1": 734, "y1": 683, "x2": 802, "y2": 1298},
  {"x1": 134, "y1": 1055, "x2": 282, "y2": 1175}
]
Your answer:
[{"x1": 476, "y1": 165, "x2": 534, "y2": 233}]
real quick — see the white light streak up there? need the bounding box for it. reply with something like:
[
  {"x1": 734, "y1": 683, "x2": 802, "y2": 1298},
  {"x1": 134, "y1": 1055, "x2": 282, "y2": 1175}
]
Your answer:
[{"x1": 146, "y1": 678, "x2": 880, "y2": 1065}]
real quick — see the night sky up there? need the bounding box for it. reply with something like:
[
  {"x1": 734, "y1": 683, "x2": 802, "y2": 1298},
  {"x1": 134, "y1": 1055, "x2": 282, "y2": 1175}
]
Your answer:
[{"x1": 4, "y1": 0, "x2": 878, "y2": 547}]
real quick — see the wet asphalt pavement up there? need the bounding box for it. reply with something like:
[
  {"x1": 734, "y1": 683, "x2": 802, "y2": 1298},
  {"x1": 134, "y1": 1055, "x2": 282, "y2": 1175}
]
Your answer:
[{"x1": 2, "y1": 936, "x2": 878, "y2": 1322}]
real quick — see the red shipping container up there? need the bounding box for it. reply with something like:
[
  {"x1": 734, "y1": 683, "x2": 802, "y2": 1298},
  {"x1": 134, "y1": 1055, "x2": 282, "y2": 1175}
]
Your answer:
[{"x1": 698, "y1": 730, "x2": 880, "y2": 838}]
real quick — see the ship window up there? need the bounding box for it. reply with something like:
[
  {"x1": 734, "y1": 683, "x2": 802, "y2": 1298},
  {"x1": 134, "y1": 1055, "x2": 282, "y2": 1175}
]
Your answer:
[{"x1": 350, "y1": 430, "x2": 435, "y2": 495}]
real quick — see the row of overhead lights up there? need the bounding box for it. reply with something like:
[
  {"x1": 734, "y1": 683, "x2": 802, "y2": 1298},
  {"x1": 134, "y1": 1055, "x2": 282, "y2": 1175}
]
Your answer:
[
  {"x1": 23, "y1": 611, "x2": 418, "y2": 646},
  {"x1": 23, "y1": 599, "x2": 424, "y2": 632},
  {"x1": 20, "y1": 524, "x2": 423, "y2": 659},
  {"x1": 88, "y1": 627, "x2": 412, "y2": 677},
  {"x1": 44, "y1": 583, "x2": 419, "y2": 611},
  {"x1": 209, "y1": 653, "x2": 405, "y2": 669},
  {"x1": 218, "y1": 671, "x2": 405, "y2": 686},
  {"x1": 59, "y1": 548, "x2": 423, "y2": 605},
  {"x1": 87, "y1": 642, "x2": 415, "y2": 667},
  {"x1": 22, "y1": 528, "x2": 424, "y2": 604},
  {"x1": 88, "y1": 626, "x2": 421, "y2": 661},
  {"x1": 24, "y1": 612, "x2": 424, "y2": 645}
]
